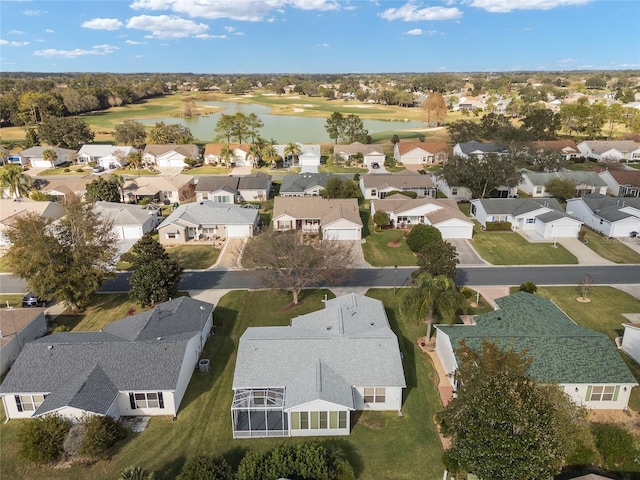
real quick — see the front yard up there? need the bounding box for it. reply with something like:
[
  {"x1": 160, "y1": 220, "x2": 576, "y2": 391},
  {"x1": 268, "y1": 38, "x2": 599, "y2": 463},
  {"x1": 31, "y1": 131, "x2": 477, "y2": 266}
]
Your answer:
[
  {"x1": 0, "y1": 289, "x2": 447, "y2": 480},
  {"x1": 359, "y1": 207, "x2": 417, "y2": 267},
  {"x1": 117, "y1": 244, "x2": 221, "y2": 271},
  {"x1": 580, "y1": 228, "x2": 640, "y2": 264}
]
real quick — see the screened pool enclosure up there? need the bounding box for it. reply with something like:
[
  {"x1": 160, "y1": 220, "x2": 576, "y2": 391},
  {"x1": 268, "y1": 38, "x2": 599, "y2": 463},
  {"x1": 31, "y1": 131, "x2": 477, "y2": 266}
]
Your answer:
[{"x1": 231, "y1": 387, "x2": 287, "y2": 438}]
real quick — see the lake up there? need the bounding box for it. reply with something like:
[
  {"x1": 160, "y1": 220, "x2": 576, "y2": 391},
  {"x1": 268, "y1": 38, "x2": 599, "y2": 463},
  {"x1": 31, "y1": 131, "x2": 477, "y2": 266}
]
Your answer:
[{"x1": 139, "y1": 101, "x2": 425, "y2": 143}]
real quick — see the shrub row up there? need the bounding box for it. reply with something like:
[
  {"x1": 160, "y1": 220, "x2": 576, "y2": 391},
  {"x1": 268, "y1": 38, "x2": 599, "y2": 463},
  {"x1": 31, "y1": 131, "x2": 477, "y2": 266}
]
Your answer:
[{"x1": 484, "y1": 221, "x2": 512, "y2": 231}]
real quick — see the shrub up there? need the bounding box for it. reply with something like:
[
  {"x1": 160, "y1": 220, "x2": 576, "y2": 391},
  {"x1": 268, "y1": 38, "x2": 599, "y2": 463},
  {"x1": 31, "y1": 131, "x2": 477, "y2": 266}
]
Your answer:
[
  {"x1": 178, "y1": 454, "x2": 232, "y2": 480},
  {"x1": 79, "y1": 415, "x2": 128, "y2": 459},
  {"x1": 373, "y1": 210, "x2": 389, "y2": 228},
  {"x1": 519, "y1": 282, "x2": 538, "y2": 294},
  {"x1": 121, "y1": 466, "x2": 153, "y2": 480},
  {"x1": 54, "y1": 325, "x2": 71, "y2": 332},
  {"x1": 406, "y1": 224, "x2": 442, "y2": 253},
  {"x1": 64, "y1": 168, "x2": 71, "y2": 172},
  {"x1": 18, "y1": 414, "x2": 71, "y2": 464},
  {"x1": 484, "y1": 221, "x2": 512, "y2": 231},
  {"x1": 591, "y1": 423, "x2": 636, "y2": 467}
]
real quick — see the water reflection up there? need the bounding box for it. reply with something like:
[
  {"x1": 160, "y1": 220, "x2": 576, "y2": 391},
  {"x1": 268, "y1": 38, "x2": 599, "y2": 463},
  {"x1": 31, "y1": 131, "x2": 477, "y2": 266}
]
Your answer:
[{"x1": 139, "y1": 101, "x2": 424, "y2": 143}]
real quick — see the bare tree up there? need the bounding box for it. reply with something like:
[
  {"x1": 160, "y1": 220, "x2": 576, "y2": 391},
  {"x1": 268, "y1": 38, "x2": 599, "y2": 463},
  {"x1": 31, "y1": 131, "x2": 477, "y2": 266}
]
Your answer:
[
  {"x1": 243, "y1": 230, "x2": 354, "y2": 304},
  {"x1": 579, "y1": 273, "x2": 594, "y2": 301}
]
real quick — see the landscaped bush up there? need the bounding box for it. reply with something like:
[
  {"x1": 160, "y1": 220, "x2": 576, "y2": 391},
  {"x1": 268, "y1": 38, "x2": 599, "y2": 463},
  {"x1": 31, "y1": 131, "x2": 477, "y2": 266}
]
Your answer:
[
  {"x1": 373, "y1": 210, "x2": 389, "y2": 228},
  {"x1": 78, "y1": 414, "x2": 128, "y2": 458},
  {"x1": 54, "y1": 325, "x2": 71, "y2": 332},
  {"x1": 121, "y1": 466, "x2": 153, "y2": 479},
  {"x1": 591, "y1": 423, "x2": 637, "y2": 468},
  {"x1": 484, "y1": 221, "x2": 512, "y2": 231},
  {"x1": 406, "y1": 224, "x2": 442, "y2": 253},
  {"x1": 18, "y1": 414, "x2": 71, "y2": 464},
  {"x1": 178, "y1": 454, "x2": 232, "y2": 480},
  {"x1": 519, "y1": 282, "x2": 537, "y2": 294}
]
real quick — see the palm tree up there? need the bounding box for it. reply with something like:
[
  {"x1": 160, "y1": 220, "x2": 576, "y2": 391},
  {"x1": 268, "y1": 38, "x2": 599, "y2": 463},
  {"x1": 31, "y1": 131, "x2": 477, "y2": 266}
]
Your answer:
[
  {"x1": 247, "y1": 143, "x2": 263, "y2": 168},
  {"x1": 284, "y1": 142, "x2": 302, "y2": 167},
  {"x1": 109, "y1": 173, "x2": 125, "y2": 202},
  {"x1": 127, "y1": 151, "x2": 143, "y2": 176},
  {"x1": 261, "y1": 143, "x2": 280, "y2": 167},
  {"x1": 0, "y1": 164, "x2": 32, "y2": 199},
  {"x1": 121, "y1": 466, "x2": 151, "y2": 480},
  {"x1": 219, "y1": 144, "x2": 234, "y2": 168},
  {"x1": 42, "y1": 148, "x2": 57, "y2": 167},
  {"x1": 400, "y1": 272, "x2": 465, "y2": 343}
]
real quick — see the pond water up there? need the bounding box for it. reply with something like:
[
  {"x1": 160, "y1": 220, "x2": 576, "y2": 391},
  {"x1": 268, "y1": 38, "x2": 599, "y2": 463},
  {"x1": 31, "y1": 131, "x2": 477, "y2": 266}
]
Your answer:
[{"x1": 139, "y1": 101, "x2": 425, "y2": 143}]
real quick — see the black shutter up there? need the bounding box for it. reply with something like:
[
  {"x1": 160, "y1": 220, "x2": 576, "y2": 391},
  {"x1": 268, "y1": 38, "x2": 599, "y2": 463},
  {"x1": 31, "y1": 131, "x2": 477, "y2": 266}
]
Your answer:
[
  {"x1": 129, "y1": 393, "x2": 136, "y2": 410},
  {"x1": 158, "y1": 392, "x2": 164, "y2": 409},
  {"x1": 15, "y1": 395, "x2": 23, "y2": 412}
]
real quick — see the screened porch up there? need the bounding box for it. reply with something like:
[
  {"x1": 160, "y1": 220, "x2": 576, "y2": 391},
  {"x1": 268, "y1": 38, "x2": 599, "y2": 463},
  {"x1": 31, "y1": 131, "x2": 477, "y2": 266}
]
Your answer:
[{"x1": 231, "y1": 388, "x2": 288, "y2": 438}]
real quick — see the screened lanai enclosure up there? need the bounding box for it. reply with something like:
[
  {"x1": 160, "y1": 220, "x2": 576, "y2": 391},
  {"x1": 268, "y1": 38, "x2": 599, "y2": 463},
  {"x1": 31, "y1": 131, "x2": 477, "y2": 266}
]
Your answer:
[{"x1": 231, "y1": 387, "x2": 288, "y2": 438}]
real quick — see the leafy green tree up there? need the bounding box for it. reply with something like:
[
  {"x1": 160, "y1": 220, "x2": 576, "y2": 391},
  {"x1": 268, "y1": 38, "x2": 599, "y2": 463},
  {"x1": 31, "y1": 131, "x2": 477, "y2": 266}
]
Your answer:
[
  {"x1": 214, "y1": 114, "x2": 235, "y2": 144},
  {"x1": 405, "y1": 224, "x2": 442, "y2": 252},
  {"x1": 521, "y1": 108, "x2": 561, "y2": 140},
  {"x1": 325, "y1": 112, "x2": 345, "y2": 144},
  {"x1": 320, "y1": 177, "x2": 358, "y2": 198},
  {"x1": 373, "y1": 210, "x2": 390, "y2": 228},
  {"x1": 416, "y1": 239, "x2": 459, "y2": 280},
  {"x1": 114, "y1": 120, "x2": 147, "y2": 146},
  {"x1": 37, "y1": 116, "x2": 95, "y2": 149},
  {"x1": 447, "y1": 120, "x2": 482, "y2": 144},
  {"x1": 246, "y1": 112, "x2": 264, "y2": 143},
  {"x1": 18, "y1": 415, "x2": 71, "y2": 464},
  {"x1": 178, "y1": 455, "x2": 232, "y2": 480},
  {"x1": 79, "y1": 415, "x2": 128, "y2": 459},
  {"x1": 146, "y1": 122, "x2": 193, "y2": 144},
  {"x1": 401, "y1": 272, "x2": 464, "y2": 341},
  {"x1": 128, "y1": 234, "x2": 183, "y2": 306},
  {"x1": 516, "y1": 145, "x2": 567, "y2": 172},
  {"x1": 127, "y1": 150, "x2": 143, "y2": 174},
  {"x1": 341, "y1": 114, "x2": 368, "y2": 143},
  {"x1": 5, "y1": 196, "x2": 118, "y2": 311},
  {"x1": 23, "y1": 127, "x2": 39, "y2": 148},
  {"x1": 219, "y1": 143, "x2": 234, "y2": 167},
  {"x1": 438, "y1": 340, "x2": 586, "y2": 480},
  {"x1": 545, "y1": 177, "x2": 576, "y2": 201},
  {"x1": 0, "y1": 164, "x2": 32, "y2": 199},
  {"x1": 422, "y1": 92, "x2": 447, "y2": 125},
  {"x1": 442, "y1": 153, "x2": 522, "y2": 199},
  {"x1": 86, "y1": 176, "x2": 121, "y2": 202}
]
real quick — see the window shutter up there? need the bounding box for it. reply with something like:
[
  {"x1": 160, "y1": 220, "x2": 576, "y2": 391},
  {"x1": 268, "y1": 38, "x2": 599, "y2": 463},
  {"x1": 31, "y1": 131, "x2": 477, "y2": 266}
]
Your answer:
[
  {"x1": 129, "y1": 393, "x2": 136, "y2": 410},
  {"x1": 158, "y1": 392, "x2": 164, "y2": 409},
  {"x1": 585, "y1": 386, "x2": 592, "y2": 401},
  {"x1": 613, "y1": 386, "x2": 620, "y2": 402},
  {"x1": 15, "y1": 395, "x2": 23, "y2": 412}
]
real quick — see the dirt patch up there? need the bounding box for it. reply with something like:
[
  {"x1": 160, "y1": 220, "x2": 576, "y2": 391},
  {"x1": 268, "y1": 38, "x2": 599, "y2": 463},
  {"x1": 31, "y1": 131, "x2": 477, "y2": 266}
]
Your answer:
[
  {"x1": 576, "y1": 297, "x2": 592, "y2": 303},
  {"x1": 358, "y1": 413, "x2": 386, "y2": 430},
  {"x1": 588, "y1": 409, "x2": 640, "y2": 437},
  {"x1": 387, "y1": 241, "x2": 401, "y2": 247},
  {"x1": 277, "y1": 301, "x2": 303, "y2": 313}
]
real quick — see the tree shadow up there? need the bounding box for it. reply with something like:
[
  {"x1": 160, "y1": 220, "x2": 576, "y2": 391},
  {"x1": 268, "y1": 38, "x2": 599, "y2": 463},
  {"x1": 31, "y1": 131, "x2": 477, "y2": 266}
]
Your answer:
[
  {"x1": 153, "y1": 453, "x2": 186, "y2": 480},
  {"x1": 385, "y1": 306, "x2": 418, "y2": 395}
]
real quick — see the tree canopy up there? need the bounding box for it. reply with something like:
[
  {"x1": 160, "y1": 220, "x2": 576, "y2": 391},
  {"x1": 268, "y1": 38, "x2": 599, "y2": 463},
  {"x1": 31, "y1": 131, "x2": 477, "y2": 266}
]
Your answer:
[
  {"x1": 320, "y1": 177, "x2": 359, "y2": 198},
  {"x1": 37, "y1": 116, "x2": 95, "y2": 149},
  {"x1": 85, "y1": 176, "x2": 122, "y2": 203},
  {"x1": 415, "y1": 239, "x2": 459, "y2": 280},
  {"x1": 441, "y1": 153, "x2": 522, "y2": 199},
  {"x1": 146, "y1": 122, "x2": 194, "y2": 144},
  {"x1": 114, "y1": 120, "x2": 147, "y2": 146}
]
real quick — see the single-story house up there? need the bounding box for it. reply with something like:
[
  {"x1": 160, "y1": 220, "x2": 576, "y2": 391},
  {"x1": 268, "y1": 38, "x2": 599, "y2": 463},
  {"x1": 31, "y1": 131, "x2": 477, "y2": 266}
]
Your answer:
[
  {"x1": 471, "y1": 198, "x2": 583, "y2": 238},
  {"x1": 0, "y1": 198, "x2": 65, "y2": 246},
  {"x1": 598, "y1": 169, "x2": 640, "y2": 197},
  {"x1": 77, "y1": 144, "x2": 138, "y2": 169},
  {"x1": 359, "y1": 171, "x2": 437, "y2": 200},
  {"x1": 275, "y1": 143, "x2": 320, "y2": 170},
  {"x1": 158, "y1": 200, "x2": 259, "y2": 244},
  {"x1": 37, "y1": 176, "x2": 95, "y2": 202},
  {"x1": 123, "y1": 175, "x2": 194, "y2": 205},
  {"x1": 456, "y1": 97, "x2": 486, "y2": 112},
  {"x1": 0, "y1": 308, "x2": 47, "y2": 375},
  {"x1": 143, "y1": 144, "x2": 200, "y2": 168},
  {"x1": 334, "y1": 142, "x2": 385, "y2": 167},
  {"x1": 280, "y1": 173, "x2": 339, "y2": 197},
  {"x1": 203, "y1": 144, "x2": 251, "y2": 167},
  {"x1": 577, "y1": 140, "x2": 640, "y2": 163},
  {"x1": 195, "y1": 173, "x2": 271, "y2": 203},
  {"x1": 0, "y1": 297, "x2": 215, "y2": 420},
  {"x1": 431, "y1": 173, "x2": 473, "y2": 202},
  {"x1": 621, "y1": 323, "x2": 640, "y2": 368},
  {"x1": 272, "y1": 197, "x2": 362, "y2": 241},
  {"x1": 14, "y1": 146, "x2": 75, "y2": 169},
  {"x1": 453, "y1": 141, "x2": 508, "y2": 159},
  {"x1": 531, "y1": 140, "x2": 581, "y2": 161},
  {"x1": 231, "y1": 293, "x2": 406, "y2": 438},
  {"x1": 94, "y1": 201, "x2": 162, "y2": 240},
  {"x1": 435, "y1": 292, "x2": 637, "y2": 410},
  {"x1": 518, "y1": 169, "x2": 608, "y2": 198},
  {"x1": 393, "y1": 142, "x2": 448, "y2": 166},
  {"x1": 371, "y1": 195, "x2": 474, "y2": 239},
  {"x1": 566, "y1": 194, "x2": 640, "y2": 238}
]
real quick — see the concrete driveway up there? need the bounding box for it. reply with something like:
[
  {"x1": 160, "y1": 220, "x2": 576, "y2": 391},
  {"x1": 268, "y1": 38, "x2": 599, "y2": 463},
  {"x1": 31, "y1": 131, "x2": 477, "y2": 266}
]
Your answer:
[
  {"x1": 448, "y1": 239, "x2": 488, "y2": 265},
  {"x1": 210, "y1": 238, "x2": 246, "y2": 270}
]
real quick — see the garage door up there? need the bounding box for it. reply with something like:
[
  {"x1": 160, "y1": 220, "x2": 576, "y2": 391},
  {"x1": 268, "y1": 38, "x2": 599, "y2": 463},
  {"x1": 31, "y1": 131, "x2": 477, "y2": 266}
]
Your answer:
[
  {"x1": 437, "y1": 226, "x2": 473, "y2": 240},
  {"x1": 226, "y1": 225, "x2": 250, "y2": 238},
  {"x1": 536, "y1": 222, "x2": 579, "y2": 238},
  {"x1": 158, "y1": 158, "x2": 186, "y2": 168},
  {"x1": 121, "y1": 226, "x2": 142, "y2": 239},
  {"x1": 323, "y1": 228, "x2": 361, "y2": 241}
]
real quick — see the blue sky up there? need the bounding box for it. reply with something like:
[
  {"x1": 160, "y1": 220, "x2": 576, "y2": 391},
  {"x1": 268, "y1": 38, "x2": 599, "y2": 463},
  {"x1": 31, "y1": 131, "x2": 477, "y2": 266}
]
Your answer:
[{"x1": 1, "y1": 0, "x2": 639, "y2": 73}]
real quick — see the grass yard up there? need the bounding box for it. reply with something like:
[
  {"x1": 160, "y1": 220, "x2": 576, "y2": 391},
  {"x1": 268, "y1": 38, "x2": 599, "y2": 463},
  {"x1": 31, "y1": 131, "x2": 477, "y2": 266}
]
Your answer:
[
  {"x1": 0, "y1": 288, "x2": 447, "y2": 480},
  {"x1": 581, "y1": 228, "x2": 640, "y2": 264},
  {"x1": 186, "y1": 165, "x2": 233, "y2": 175},
  {"x1": 360, "y1": 208, "x2": 417, "y2": 267},
  {"x1": 536, "y1": 286, "x2": 640, "y2": 411},
  {"x1": 165, "y1": 245, "x2": 221, "y2": 270},
  {"x1": 319, "y1": 165, "x2": 368, "y2": 174},
  {"x1": 471, "y1": 228, "x2": 578, "y2": 265},
  {"x1": 0, "y1": 294, "x2": 27, "y2": 308}
]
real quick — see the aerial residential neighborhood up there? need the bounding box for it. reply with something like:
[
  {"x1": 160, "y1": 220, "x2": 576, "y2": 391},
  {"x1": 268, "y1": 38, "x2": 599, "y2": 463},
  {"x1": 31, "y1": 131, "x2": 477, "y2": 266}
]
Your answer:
[{"x1": 1, "y1": 1, "x2": 640, "y2": 479}]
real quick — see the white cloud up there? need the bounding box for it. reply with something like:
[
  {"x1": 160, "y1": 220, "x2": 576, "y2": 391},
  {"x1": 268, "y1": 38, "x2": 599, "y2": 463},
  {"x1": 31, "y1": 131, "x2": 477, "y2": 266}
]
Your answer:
[
  {"x1": 23, "y1": 10, "x2": 47, "y2": 16},
  {"x1": 45, "y1": 29, "x2": 55, "y2": 33},
  {"x1": 380, "y1": 2, "x2": 462, "y2": 21},
  {"x1": 467, "y1": 0, "x2": 590, "y2": 13},
  {"x1": 82, "y1": 18, "x2": 124, "y2": 31},
  {"x1": 9, "y1": 30, "x2": 24, "y2": 35},
  {"x1": 315, "y1": 43, "x2": 330, "y2": 47},
  {"x1": 129, "y1": 0, "x2": 338, "y2": 21},
  {"x1": 557, "y1": 57, "x2": 577, "y2": 64},
  {"x1": 126, "y1": 15, "x2": 209, "y2": 38},
  {"x1": 0, "y1": 39, "x2": 30, "y2": 47},
  {"x1": 224, "y1": 26, "x2": 236, "y2": 32},
  {"x1": 34, "y1": 44, "x2": 119, "y2": 58},
  {"x1": 405, "y1": 28, "x2": 422, "y2": 35},
  {"x1": 194, "y1": 34, "x2": 227, "y2": 39},
  {"x1": 125, "y1": 40, "x2": 148, "y2": 44}
]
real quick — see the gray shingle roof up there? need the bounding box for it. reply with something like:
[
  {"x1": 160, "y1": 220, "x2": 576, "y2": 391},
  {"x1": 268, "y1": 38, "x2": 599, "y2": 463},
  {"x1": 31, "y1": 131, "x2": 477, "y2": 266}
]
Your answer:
[
  {"x1": 474, "y1": 198, "x2": 564, "y2": 216},
  {"x1": 94, "y1": 201, "x2": 156, "y2": 226},
  {"x1": 233, "y1": 294, "x2": 406, "y2": 409},
  {"x1": 158, "y1": 200, "x2": 259, "y2": 229},
  {"x1": 280, "y1": 173, "x2": 337, "y2": 194},
  {"x1": 457, "y1": 141, "x2": 508, "y2": 155},
  {"x1": 522, "y1": 169, "x2": 607, "y2": 187},
  {"x1": 195, "y1": 176, "x2": 239, "y2": 193},
  {"x1": 436, "y1": 292, "x2": 637, "y2": 385},
  {"x1": 577, "y1": 193, "x2": 640, "y2": 222},
  {"x1": 361, "y1": 170, "x2": 435, "y2": 189}
]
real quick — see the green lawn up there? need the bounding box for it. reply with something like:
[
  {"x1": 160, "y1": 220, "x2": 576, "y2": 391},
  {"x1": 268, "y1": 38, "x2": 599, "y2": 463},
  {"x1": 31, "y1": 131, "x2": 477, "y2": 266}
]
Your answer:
[
  {"x1": 118, "y1": 245, "x2": 221, "y2": 271},
  {"x1": 187, "y1": 165, "x2": 233, "y2": 175},
  {"x1": 537, "y1": 286, "x2": 640, "y2": 411},
  {"x1": 471, "y1": 228, "x2": 578, "y2": 265},
  {"x1": 360, "y1": 208, "x2": 417, "y2": 267},
  {"x1": 581, "y1": 228, "x2": 640, "y2": 263},
  {"x1": 0, "y1": 294, "x2": 27, "y2": 308},
  {"x1": 0, "y1": 289, "x2": 446, "y2": 480},
  {"x1": 319, "y1": 165, "x2": 368, "y2": 174}
]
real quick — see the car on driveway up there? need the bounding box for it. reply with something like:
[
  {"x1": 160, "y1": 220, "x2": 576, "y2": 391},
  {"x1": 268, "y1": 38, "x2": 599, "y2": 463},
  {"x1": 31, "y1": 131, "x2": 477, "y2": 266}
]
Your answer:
[
  {"x1": 92, "y1": 165, "x2": 105, "y2": 173},
  {"x1": 371, "y1": 162, "x2": 380, "y2": 169},
  {"x1": 22, "y1": 293, "x2": 48, "y2": 307}
]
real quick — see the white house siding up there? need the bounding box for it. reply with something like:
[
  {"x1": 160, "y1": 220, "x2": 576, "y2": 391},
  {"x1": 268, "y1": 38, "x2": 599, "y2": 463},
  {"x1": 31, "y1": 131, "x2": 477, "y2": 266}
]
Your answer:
[
  {"x1": 434, "y1": 332, "x2": 457, "y2": 386},
  {"x1": 274, "y1": 215, "x2": 297, "y2": 231},
  {"x1": 610, "y1": 218, "x2": 640, "y2": 238},
  {"x1": 30, "y1": 159, "x2": 56, "y2": 168},
  {"x1": 435, "y1": 219, "x2": 474, "y2": 240},
  {"x1": 159, "y1": 225, "x2": 188, "y2": 244},
  {"x1": 287, "y1": 400, "x2": 351, "y2": 437},
  {"x1": 116, "y1": 390, "x2": 177, "y2": 417},
  {"x1": 622, "y1": 324, "x2": 640, "y2": 365},
  {"x1": 226, "y1": 224, "x2": 253, "y2": 238},
  {"x1": 0, "y1": 314, "x2": 47, "y2": 375},
  {"x1": 322, "y1": 219, "x2": 362, "y2": 241},
  {"x1": 2, "y1": 392, "x2": 50, "y2": 419},
  {"x1": 535, "y1": 220, "x2": 581, "y2": 239},
  {"x1": 156, "y1": 153, "x2": 188, "y2": 168},
  {"x1": 352, "y1": 386, "x2": 403, "y2": 411},
  {"x1": 238, "y1": 189, "x2": 267, "y2": 202},
  {"x1": 118, "y1": 225, "x2": 143, "y2": 240},
  {"x1": 563, "y1": 383, "x2": 634, "y2": 410}
]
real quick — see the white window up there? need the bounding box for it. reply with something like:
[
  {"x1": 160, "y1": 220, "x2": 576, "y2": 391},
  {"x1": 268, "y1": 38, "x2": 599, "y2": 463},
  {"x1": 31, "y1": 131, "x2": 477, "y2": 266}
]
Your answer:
[
  {"x1": 15, "y1": 394, "x2": 45, "y2": 412},
  {"x1": 166, "y1": 232, "x2": 177, "y2": 239},
  {"x1": 535, "y1": 187, "x2": 543, "y2": 194},
  {"x1": 526, "y1": 218, "x2": 535, "y2": 224},
  {"x1": 291, "y1": 410, "x2": 346, "y2": 430},
  {"x1": 213, "y1": 195, "x2": 229, "y2": 203},
  {"x1": 363, "y1": 387, "x2": 386, "y2": 403},
  {"x1": 589, "y1": 386, "x2": 616, "y2": 402},
  {"x1": 451, "y1": 188, "x2": 458, "y2": 195},
  {"x1": 129, "y1": 392, "x2": 164, "y2": 409}
]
